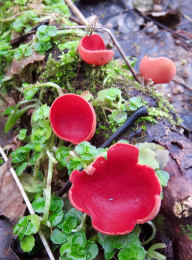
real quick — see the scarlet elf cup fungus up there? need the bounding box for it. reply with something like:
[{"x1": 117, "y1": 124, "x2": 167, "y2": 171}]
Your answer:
[
  {"x1": 69, "y1": 143, "x2": 161, "y2": 235},
  {"x1": 50, "y1": 94, "x2": 96, "y2": 144},
  {"x1": 139, "y1": 56, "x2": 176, "y2": 84},
  {"x1": 78, "y1": 33, "x2": 114, "y2": 65}
]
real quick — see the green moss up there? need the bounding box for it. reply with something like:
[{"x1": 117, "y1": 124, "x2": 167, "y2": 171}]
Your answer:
[
  {"x1": 180, "y1": 225, "x2": 192, "y2": 240},
  {"x1": 40, "y1": 48, "x2": 181, "y2": 128}
]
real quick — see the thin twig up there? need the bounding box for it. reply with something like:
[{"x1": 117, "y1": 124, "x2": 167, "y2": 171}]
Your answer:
[
  {"x1": 64, "y1": 0, "x2": 88, "y2": 25},
  {"x1": 173, "y1": 79, "x2": 192, "y2": 90},
  {"x1": 0, "y1": 146, "x2": 55, "y2": 260}
]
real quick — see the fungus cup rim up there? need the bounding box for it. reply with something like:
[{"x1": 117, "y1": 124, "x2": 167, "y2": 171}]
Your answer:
[
  {"x1": 50, "y1": 94, "x2": 96, "y2": 144},
  {"x1": 69, "y1": 143, "x2": 162, "y2": 235}
]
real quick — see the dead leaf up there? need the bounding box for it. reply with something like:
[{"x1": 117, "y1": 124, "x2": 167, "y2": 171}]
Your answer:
[
  {"x1": 11, "y1": 52, "x2": 45, "y2": 75},
  {"x1": 0, "y1": 217, "x2": 20, "y2": 259},
  {"x1": 0, "y1": 161, "x2": 26, "y2": 223}
]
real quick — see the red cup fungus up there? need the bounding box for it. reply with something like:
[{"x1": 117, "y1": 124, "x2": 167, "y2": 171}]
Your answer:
[
  {"x1": 139, "y1": 56, "x2": 176, "y2": 84},
  {"x1": 50, "y1": 94, "x2": 96, "y2": 144},
  {"x1": 69, "y1": 143, "x2": 161, "y2": 235},
  {"x1": 78, "y1": 33, "x2": 114, "y2": 65}
]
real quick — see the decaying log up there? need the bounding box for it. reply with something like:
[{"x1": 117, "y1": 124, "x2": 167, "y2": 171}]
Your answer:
[{"x1": 145, "y1": 121, "x2": 192, "y2": 259}]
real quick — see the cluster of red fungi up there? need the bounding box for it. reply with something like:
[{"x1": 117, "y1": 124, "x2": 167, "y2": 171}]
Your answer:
[{"x1": 49, "y1": 33, "x2": 175, "y2": 235}]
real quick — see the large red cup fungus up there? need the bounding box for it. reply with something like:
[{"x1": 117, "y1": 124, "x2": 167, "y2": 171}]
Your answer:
[
  {"x1": 78, "y1": 33, "x2": 114, "y2": 65},
  {"x1": 69, "y1": 143, "x2": 161, "y2": 235},
  {"x1": 139, "y1": 56, "x2": 176, "y2": 84},
  {"x1": 50, "y1": 94, "x2": 96, "y2": 144}
]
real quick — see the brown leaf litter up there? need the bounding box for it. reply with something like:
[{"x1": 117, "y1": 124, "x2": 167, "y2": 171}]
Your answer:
[{"x1": 0, "y1": 161, "x2": 26, "y2": 223}]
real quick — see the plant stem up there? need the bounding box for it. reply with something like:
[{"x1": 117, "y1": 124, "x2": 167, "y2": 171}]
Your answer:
[
  {"x1": 72, "y1": 214, "x2": 87, "y2": 232},
  {"x1": 147, "y1": 251, "x2": 166, "y2": 260},
  {"x1": 142, "y1": 221, "x2": 157, "y2": 246},
  {"x1": 41, "y1": 149, "x2": 55, "y2": 225},
  {"x1": 29, "y1": 82, "x2": 64, "y2": 96}
]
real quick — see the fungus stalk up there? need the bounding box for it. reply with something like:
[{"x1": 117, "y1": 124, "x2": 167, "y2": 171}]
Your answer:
[{"x1": 42, "y1": 149, "x2": 57, "y2": 225}]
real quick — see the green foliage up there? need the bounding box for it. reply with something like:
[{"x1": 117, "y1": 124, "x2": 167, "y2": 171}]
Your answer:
[
  {"x1": 41, "y1": 40, "x2": 79, "y2": 89},
  {"x1": 98, "y1": 226, "x2": 145, "y2": 260},
  {"x1": 14, "y1": 214, "x2": 40, "y2": 240},
  {"x1": 50, "y1": 229, "x2": 68, "y2": 244},
  {"x1": 32, "y1": 197, "x2": 45, "y2": 213},
  {"x1": 32, "y1": 195, "x2": 64, "y2": 214},
  {"x1": 14, "y1": 214, "x2": 40, "y2": 253},
  {"x1": 0, "y1": 33, "x2": 13, "y2": 82},
  {"x1": 57, "y1": 40, "x2": 79, "y2": 51},
  {"x1": 50, "y1": 210, "x2": 64, "y2": 227},
  {"x1": 16, "y1": 161, "x2": 28, "y2": 176},
  {"x1": 136, "y1": 142, "x2": 170, "y2": 199},
  {"x1": 10, "y1": 104, "x2": 51, "y2": 177},
  {"x1": 56, "y1": 142, "x2": 107, "y2": 174},
  {"x1": 93, "y1": 88, "x2": 125, "y2": 110},
  {"x1": 20, "y1": 235, "x2": 35, "y2": 252},
  {"x1": 4, "y1": 99, "x2": 36, "y2": 133},
  {"x1": 11, "y1": 143, "x2": 36, "y2": 163},
  {"x1": 32, "y1": 104, "x2": 50, "y2": 122},
  {"x1": 32, "y1": 104, "x2": 51, "y2": 144},
  {"x1": 75, "y1": 142, "x2": 106, "y2": 162},
  {"x1": 18, "y1": 129, "x2": 27, "y2": 140},
  {"x1": 145, "y1": 243, "x2": 166, "y2": 260},
  {"x1": 44, "y1": 2, "x2": 70, "y2": 17},
  {"x1": 155, "y1": 170, "x2": 169, "y2": 187},
  {"x1": 23, "y1": 83, "x2": 39, "y2": 100},
  {"x1": 59, "y1": 215, "x2": 78, "y2": 234},
  {"x1": 118, "y1": 244, "x2": 146, "y2": 260},
  {"x1": 93, "y1": 88, "x2": 147, "y2": 132},
  {"x1": 101, "y1": 60, "x2": 134, "y2": 86},
  {"x1": 34, "y1": 25, "x2": 58, "y2": 54},
  {"x1": 56, "y1": 146, "x2": 71, "y2": 167},
  {"x1": 15, "y1": 0, "x2": 27, "y2": 5},
  {"x1": 13, "y1": 11, "x2": 39, "y2": 33},
  {"x1": 128, "y1": 96, "x2": 145, "y2": 111},
  {"x1": 136, "y1": 142, "x2": 169, "y2": 170},
  {"x1": 14, "y1": 44, "x2": 33, "y2": 60},
  {"x1": 59, "y1": 231, "x2": 98, "y2": 260},
  {"x1": 11, "y1": 142, "x2": 41, "y2": 176}
]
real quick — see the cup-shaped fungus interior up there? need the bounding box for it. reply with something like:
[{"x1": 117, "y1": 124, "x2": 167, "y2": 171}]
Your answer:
[
  {"x1": 50, "y1": 94, "x2": 96, "y2": 144},
  {"x1": 69, "y1": 143, "x2": 161, "y2": 234},
  {"x1": 81, "y1": 34, "x2": 106, "y2": 51},
  {"x1": 79, "y1": 34, "x2": 114, "y2": 66}
]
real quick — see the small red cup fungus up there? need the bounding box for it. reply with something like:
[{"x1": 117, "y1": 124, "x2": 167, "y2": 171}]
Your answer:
[
  {"x1": 78, "y1": 33, "x2": 114, "y2": 65},
  {"x1": 139, "y1": 56, "x2": 176, "y2": 84},
  {"x1": 50, "y1": 94, "x2": 96, "y2": 144},
  {"x1": 69, "y1": 143, "x2": 161, "y2": 235}
]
